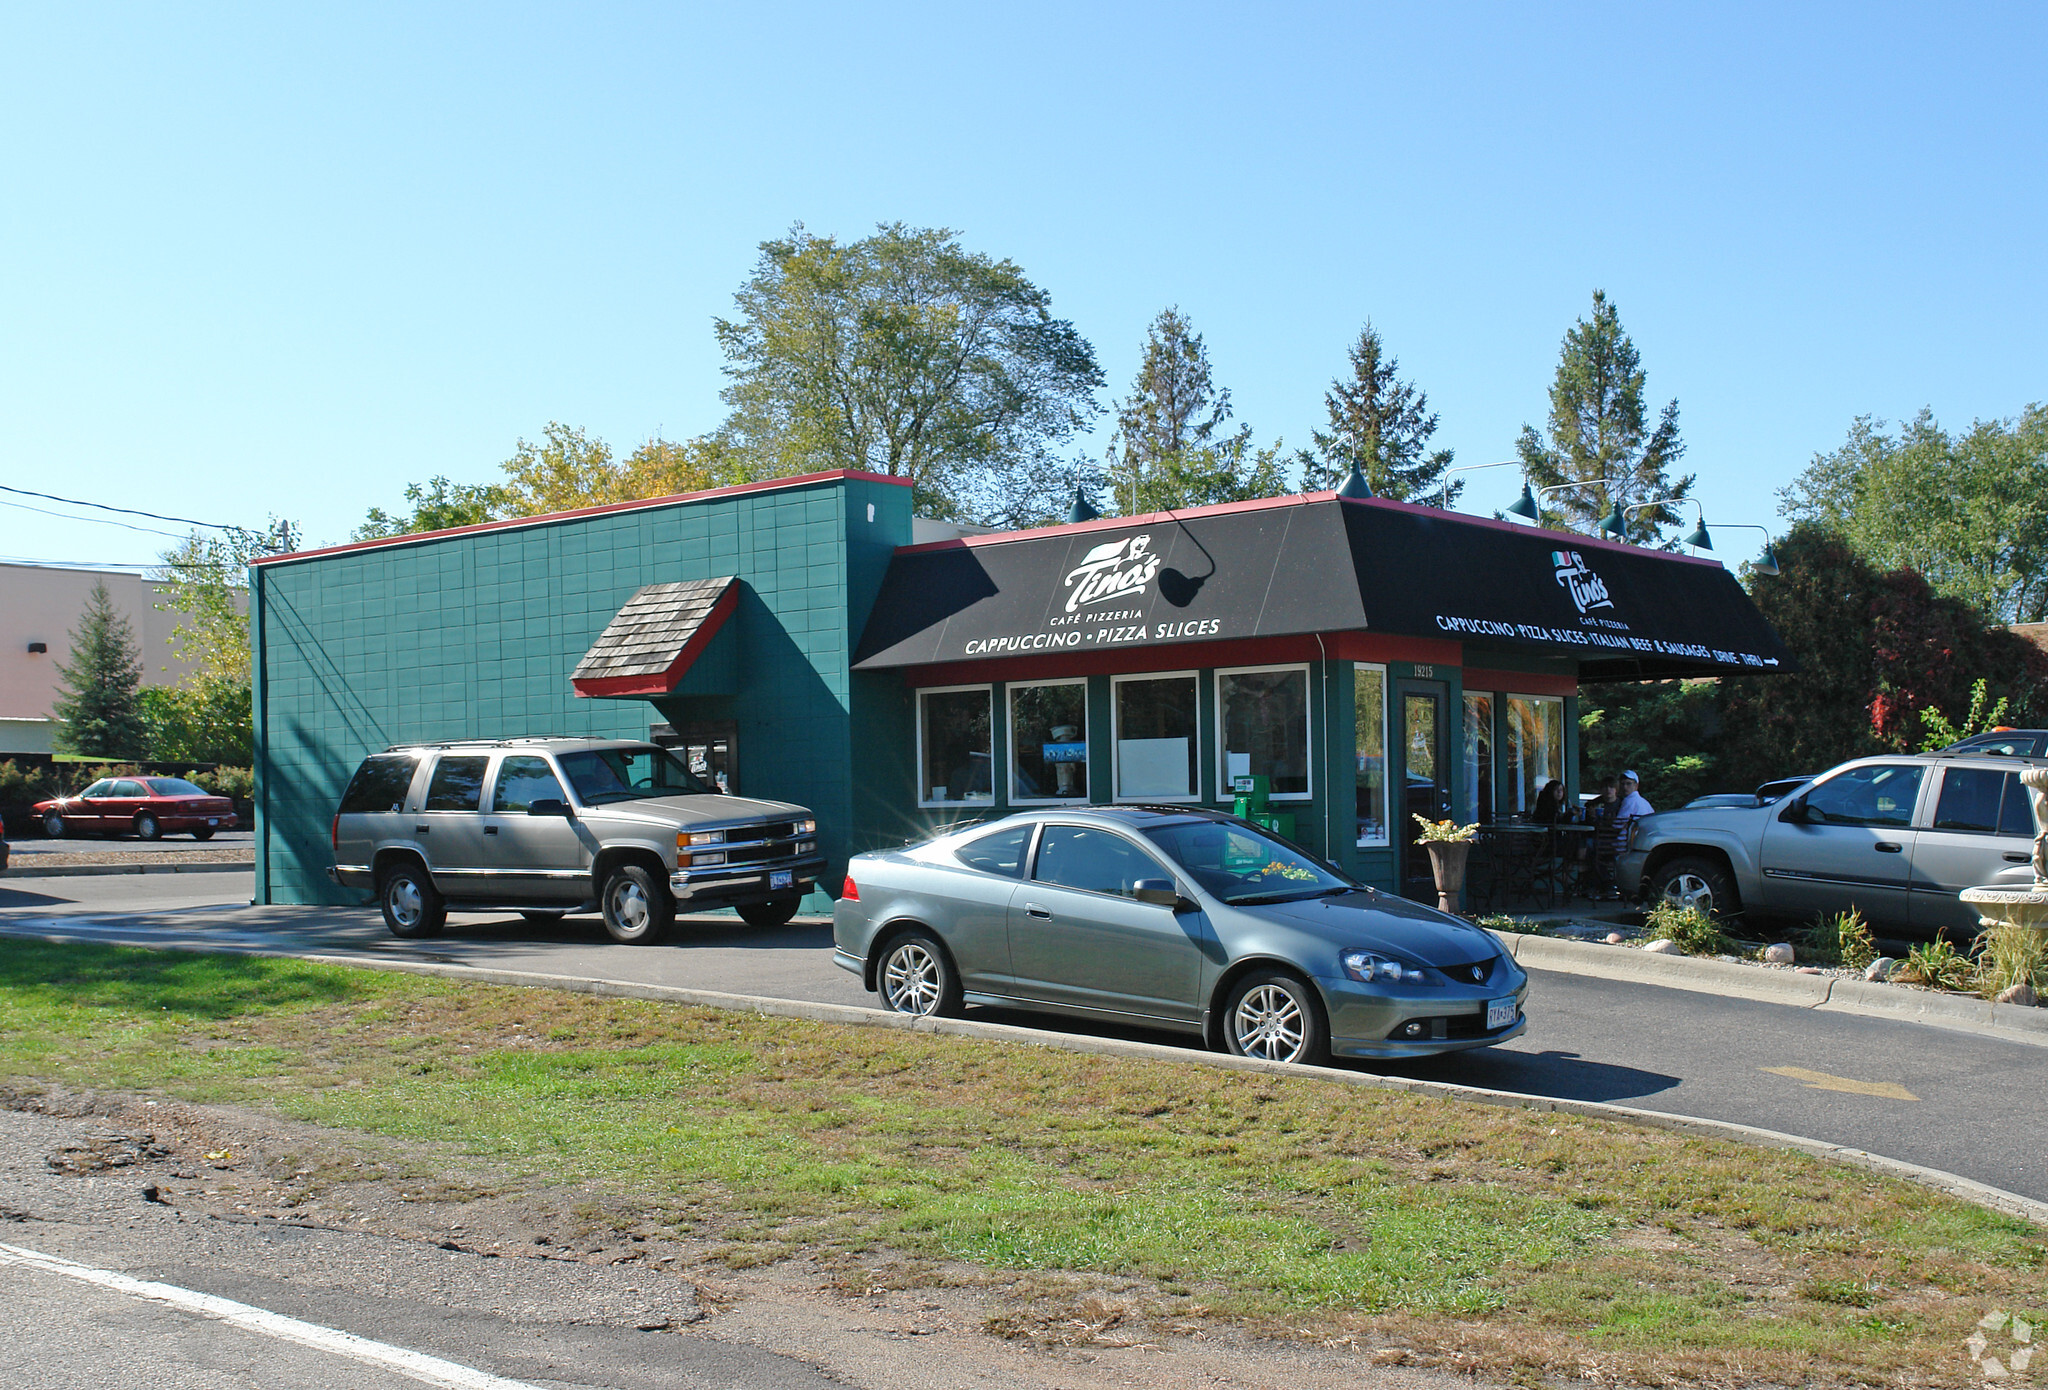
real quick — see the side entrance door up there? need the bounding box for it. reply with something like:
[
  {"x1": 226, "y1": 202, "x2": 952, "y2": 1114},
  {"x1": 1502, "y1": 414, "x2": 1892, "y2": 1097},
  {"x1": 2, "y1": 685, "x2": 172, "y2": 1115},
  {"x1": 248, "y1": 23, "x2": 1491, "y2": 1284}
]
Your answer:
[{"x1": 1396, "y1": 680, "x2": 1451, "y2": 903}]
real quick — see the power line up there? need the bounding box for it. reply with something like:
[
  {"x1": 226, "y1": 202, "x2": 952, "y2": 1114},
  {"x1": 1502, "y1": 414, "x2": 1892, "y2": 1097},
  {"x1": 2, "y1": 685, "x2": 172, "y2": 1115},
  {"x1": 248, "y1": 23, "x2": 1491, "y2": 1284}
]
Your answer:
[
  {"x1": 0, "y1": 497, "x2": 191, "y2": 539},
  {"x1": 0, "y1": 483, "x2": 232, "y2": 531}
]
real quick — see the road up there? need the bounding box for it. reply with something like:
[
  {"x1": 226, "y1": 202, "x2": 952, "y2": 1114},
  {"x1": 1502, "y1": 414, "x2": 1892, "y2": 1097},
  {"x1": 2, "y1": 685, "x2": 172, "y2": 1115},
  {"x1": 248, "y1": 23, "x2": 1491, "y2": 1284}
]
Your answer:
[{"x1": 2, "y1": 868, "x2": 2042, "y2": 1205}]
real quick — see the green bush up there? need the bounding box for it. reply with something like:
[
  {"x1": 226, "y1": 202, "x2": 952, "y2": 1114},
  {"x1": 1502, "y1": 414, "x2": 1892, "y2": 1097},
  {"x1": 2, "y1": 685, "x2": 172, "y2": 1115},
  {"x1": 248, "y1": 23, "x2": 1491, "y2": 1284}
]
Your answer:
[
  {"x1": 1472, "y1": 913, "x2": 1550, "y2": 936},
  {"x1": 0, "y1": 759, "x2": 57, "y2": 804},
  {"x1": 183, "y1": 766, "x2": 254, "y2": 801},
  {"x1": 1800, "y1": 907, "x2": 1876, "y2": 971},
  {"x1": 1975, "y1": 923, "x2": 2048, "y2": 1000},
  {"x1": 1894, "y1": 938, "x2": 1978, "y2": 993},
  {"x1": 1642, "y1": 902, "x2": 1735, "y2": 956}
]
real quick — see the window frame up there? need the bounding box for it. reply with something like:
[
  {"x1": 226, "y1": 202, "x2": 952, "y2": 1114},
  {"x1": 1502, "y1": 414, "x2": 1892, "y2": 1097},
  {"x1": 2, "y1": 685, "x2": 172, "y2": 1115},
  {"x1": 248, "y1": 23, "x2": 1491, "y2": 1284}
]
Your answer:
[
  {"x1": 1005, "y1": 677, "x2": 1091, "y2": 806},
  {"x1": 917, "y1": 683, "x2": 996, "y2": 809},
  {"x1": 422, "y1": 753, "x2": 491, "y2": 814},
  {"x1": 1503, "y1": 691, "x2": 1566, "y2": 816},
  {"x1": 1029, "y1": 821, "x2": 1180, "y2": 901},
  {"x1": 1805, "y1": 761, "x2": 1928, "y2": 829},
  {"x1": 1354, "y1": 663, "x2": 1390, "y2": 847},
  {"x1": 1213, "y1": 662, "x2": 1314, "y2": 803},
  {"x1": 490, "y1": 754, "x2": 570, "y2": 814},
  {"x1": 1110, "y1": 669, "x2": 1203, "y2": 803},
  {"x1": 953, "y1": 819, "x2": 1043, "y2": 879}
]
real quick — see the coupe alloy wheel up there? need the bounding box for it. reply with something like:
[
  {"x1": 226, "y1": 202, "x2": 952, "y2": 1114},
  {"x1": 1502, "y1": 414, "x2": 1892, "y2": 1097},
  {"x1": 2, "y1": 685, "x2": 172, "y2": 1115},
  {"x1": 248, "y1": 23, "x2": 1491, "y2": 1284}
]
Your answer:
[
  {"x1": 1231, "y1": 983, "x2": 1307, "y2": 1062},
  {"x1": 881, "y1": 940, "x2": 943, "y2": 1015}
]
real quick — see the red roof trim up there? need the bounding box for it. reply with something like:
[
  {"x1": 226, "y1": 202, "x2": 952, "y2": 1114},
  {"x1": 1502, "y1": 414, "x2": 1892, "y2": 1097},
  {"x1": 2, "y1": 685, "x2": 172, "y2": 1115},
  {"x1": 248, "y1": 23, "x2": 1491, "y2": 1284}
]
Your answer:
[
  {"x1": 894, "y1": 489, "x2": 1724, "y2": 569},
  {"x1": 253, "y1": 468, "x2": 911, "y2": 568},
  {"x1": 571, "y1": 582, "x2": 740, "y2": 699}
]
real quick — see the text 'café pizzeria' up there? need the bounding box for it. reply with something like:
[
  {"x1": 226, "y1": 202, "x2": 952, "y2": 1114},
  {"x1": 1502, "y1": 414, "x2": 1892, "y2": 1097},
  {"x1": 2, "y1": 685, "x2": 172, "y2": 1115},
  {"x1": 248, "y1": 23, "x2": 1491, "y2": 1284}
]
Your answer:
[
  {"x1": 850, "y1": 487, "x2": 1788, "y2": 903},
  {"x1": 243, "y1": 470, "x2": 1788, "y2": 909}
]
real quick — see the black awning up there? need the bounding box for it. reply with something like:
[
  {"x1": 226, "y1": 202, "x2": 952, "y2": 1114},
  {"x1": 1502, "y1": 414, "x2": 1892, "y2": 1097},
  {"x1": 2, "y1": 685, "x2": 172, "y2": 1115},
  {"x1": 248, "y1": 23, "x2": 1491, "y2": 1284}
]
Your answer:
[{"x1": 851, "y1": 497, "x2": 1790, "y2": 678}]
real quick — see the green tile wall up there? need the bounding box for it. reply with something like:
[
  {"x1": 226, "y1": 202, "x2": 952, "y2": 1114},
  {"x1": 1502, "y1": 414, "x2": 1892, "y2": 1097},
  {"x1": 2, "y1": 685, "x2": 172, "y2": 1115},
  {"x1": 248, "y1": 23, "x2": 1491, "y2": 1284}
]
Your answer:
[{"x1": 253, "y1": 476, "x2": 914, "y2": 905}]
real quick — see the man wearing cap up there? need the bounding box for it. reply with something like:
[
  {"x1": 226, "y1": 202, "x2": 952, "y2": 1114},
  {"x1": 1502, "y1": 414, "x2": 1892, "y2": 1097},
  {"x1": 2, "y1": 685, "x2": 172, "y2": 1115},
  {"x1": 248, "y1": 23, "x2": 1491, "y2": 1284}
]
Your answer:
[{"x1": 1607, "y1": 771, "x2": 1655, "y2": 898}]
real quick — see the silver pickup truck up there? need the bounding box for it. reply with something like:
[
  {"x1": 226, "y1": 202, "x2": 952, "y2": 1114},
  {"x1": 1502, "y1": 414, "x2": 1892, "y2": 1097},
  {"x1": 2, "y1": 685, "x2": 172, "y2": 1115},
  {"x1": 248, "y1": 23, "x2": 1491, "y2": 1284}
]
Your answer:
[
  {"x1": 329, "y1": 737, "x2": 822, "y2": 943},
  {"x1": 1617, "y1": 751, "x2": 2045, "y2": 937}
]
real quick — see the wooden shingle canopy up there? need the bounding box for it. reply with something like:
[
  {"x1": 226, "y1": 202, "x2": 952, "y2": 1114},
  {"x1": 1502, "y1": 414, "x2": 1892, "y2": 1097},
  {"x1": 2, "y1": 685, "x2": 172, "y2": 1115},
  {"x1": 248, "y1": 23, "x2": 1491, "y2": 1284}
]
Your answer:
[{"x1": 571, "y1": 576, "x2": 740, "y2": 698}]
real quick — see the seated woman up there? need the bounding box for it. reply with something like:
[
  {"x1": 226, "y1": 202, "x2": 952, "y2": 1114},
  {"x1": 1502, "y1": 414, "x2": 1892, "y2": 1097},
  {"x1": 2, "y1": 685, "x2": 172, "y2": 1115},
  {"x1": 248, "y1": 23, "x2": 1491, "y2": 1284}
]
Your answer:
[{"x1": 1531, "y1": 780, "x2": 1568, "y2": 825}]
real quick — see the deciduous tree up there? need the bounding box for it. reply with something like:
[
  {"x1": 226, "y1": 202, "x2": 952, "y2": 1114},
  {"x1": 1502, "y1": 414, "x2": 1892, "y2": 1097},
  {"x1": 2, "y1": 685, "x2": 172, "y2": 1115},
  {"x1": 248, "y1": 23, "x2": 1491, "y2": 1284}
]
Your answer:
[
  {"x1": 1778, "y1": 405, "x2": 2048, "y2": 622},
  {"x1": 354, "y1": 477, "x2": 512, "y2": 541},
  {"x1": 715, "y1": 223, "x2": 1104, "y2": 528},
  {"x1": 1515, "y1": 291, "x2": 1692, "y2": 543},
  {"x1": 1301, "y1": 322, "x2": 1457, "y2": 503}
]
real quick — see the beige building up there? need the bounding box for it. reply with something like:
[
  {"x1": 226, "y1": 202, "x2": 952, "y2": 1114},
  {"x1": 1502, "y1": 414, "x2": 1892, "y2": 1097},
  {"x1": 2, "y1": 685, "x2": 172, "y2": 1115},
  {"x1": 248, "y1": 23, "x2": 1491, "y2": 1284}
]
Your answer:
[{"x1": 0, "y1": 562, "x2": 208, "y2": 755}]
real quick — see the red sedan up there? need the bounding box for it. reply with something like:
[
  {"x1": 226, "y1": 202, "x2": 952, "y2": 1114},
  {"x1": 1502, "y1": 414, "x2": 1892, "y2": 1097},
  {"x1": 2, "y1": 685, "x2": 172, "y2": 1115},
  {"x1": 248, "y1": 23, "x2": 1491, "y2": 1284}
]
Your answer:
[{"x1": 35, "y1": 777, "x2": 238, "y2": 841}]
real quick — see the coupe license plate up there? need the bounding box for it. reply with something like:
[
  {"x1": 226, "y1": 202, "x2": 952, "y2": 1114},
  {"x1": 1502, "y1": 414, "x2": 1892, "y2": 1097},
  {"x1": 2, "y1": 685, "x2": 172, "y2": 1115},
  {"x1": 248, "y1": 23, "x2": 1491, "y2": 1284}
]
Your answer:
[
  {"x1": 1486, "y1": 998, "x2": 1517, "y2": 1030},
  {"x1": 207, "y1": 819, "x2": 218, "y2": 826},
  {"x1": 769, "y1": 870, "x2": 794, "y2": 890}
]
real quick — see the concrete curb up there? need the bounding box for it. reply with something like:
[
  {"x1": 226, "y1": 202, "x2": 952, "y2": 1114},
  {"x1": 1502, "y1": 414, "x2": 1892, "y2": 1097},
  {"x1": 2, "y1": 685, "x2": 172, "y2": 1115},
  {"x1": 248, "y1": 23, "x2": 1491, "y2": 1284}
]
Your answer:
[
  {"x1": 0, "y1": 861, "x2": 252, "y2": 879},
  {"x1": 1497, "y1": 929, "x2": 2048, "y2": 1050},
  {"x1": 278, "y1": 952, "x2": 2048, "y2": 1230}
]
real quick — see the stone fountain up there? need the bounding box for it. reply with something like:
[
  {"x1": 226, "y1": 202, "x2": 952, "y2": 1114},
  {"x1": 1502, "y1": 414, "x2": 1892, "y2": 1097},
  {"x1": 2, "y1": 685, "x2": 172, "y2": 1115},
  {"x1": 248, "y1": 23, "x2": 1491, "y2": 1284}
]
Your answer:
[{"x1": 1958, "y1": 766, "x2": 2048, "y2": 934}]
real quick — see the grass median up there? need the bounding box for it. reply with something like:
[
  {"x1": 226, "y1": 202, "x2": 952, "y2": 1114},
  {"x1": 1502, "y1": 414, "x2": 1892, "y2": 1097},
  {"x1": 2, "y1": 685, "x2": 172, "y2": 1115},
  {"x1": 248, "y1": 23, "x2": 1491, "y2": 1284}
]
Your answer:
[{"x1": 0, "y1": 941, "x2": 2041, "y2": 1384}]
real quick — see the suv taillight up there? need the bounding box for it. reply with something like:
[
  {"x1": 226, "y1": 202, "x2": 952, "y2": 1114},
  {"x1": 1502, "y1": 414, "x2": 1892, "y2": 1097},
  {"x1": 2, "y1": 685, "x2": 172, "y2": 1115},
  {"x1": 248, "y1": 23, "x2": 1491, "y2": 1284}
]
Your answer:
[{"x1": 841, "y1": 876, "x2": 859, "y2": 901}]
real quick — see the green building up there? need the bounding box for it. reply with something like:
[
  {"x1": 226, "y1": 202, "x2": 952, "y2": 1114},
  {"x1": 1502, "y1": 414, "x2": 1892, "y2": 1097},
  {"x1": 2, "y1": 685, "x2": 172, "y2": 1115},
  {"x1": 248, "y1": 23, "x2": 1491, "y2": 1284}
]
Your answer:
[{"x1": 250, "y1": 470, "x2": 1786, "y2": 907}]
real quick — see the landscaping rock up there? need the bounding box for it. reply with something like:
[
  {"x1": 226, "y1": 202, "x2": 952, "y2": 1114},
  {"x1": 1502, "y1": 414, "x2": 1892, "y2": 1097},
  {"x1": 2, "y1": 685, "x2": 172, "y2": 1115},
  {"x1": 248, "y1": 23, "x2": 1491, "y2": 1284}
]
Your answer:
[
  {"x1": 1865, "y1": 957, "x2": 1896, "y2": 982},
  {"x1": 1642, "y1": 939, "x2": 1680, "y2": 955},
  {"x1": 1605, "y1": 932, "x2": 1625, "y2": 945},
  {"x1": 1994, "y1": 982, "x2": 2039, "y2": 1007},
  {"x1": 1795, "y1": 966, "x2": 1824, "y2": 975},
  {"x1": 1763, "y1": 942, "x2": 1796, "y2": 965}
]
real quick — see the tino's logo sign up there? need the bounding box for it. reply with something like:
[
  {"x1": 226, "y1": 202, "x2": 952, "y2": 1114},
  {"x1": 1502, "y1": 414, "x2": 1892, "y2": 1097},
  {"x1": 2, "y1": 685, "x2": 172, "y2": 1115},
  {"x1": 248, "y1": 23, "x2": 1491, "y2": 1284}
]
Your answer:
[
  {"x1": 1553, "y1": 550, "x2": 1616, "y2": 616},
  {"x1": 1064, "y1": 535, "x2": 1163, "y2": 613}
]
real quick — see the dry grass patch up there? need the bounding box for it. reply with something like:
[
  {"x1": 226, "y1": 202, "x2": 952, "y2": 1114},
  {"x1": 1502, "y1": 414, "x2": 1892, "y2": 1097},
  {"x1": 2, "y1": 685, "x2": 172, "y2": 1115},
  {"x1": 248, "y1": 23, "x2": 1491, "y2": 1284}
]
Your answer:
[{"x1": 0, "y1": 941, "x2": 2041, "y2": 1385}]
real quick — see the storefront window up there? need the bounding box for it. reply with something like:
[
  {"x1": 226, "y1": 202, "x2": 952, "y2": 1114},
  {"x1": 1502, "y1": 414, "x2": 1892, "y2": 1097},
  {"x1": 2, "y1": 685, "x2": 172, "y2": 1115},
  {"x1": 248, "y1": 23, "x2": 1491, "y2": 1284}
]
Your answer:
[
  {"x1": 1114, "y1": 673, "x2": 1198, "y2": 800},
  {"x1": 919, "y1": 686, "x2": 993, "y2": 805},
  {"x1": 1505, "y1": 694, "x2": 1564, "y2": 817},
  {"x1": 1217, "y1": 666, "x2": 1310, "y2": 799},
  {"x1": 1354, "y1": 666, "x2": 1387, "y2": 846},
  {"x1": 1009, "y1": 680, "x2": 1088, "y2": 803},
  {"x1": 1463, "y1": 694, "x2": 1494, "y2": 827}
]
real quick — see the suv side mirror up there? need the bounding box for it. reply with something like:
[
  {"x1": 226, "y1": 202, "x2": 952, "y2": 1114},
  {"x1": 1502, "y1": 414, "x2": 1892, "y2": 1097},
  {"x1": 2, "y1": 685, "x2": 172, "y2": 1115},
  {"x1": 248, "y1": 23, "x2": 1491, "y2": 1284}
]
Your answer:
[
  {"x1": 1133, "y1": 878, "x2": 1185, "y2": 909},
  {"x1": 1779, "y1": 795, "x2": 1808, "y2": 824},
  {"x1": 527, "y1": 798, "x2": 575, "y2": 819}
]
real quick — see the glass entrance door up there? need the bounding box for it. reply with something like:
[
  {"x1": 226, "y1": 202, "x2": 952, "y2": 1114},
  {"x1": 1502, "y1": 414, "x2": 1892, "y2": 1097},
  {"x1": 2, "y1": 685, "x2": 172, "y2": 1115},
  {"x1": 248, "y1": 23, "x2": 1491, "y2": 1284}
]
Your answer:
[{"x1": 1398, "y1": 683, "x2": 1451, "y2": 902}]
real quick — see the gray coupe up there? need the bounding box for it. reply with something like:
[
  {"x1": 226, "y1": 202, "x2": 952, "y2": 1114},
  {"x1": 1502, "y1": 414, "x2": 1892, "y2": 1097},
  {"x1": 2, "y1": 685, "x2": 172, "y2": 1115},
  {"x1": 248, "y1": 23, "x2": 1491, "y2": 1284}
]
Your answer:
[{"x1": 832, "y1": 806, "x2": 1527, "y2": 1066}]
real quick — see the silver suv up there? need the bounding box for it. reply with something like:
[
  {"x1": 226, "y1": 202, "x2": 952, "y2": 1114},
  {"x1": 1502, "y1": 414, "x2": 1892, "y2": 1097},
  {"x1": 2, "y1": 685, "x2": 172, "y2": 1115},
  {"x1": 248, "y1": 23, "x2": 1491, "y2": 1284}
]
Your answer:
[
  {"x1": 1617, "y1": 751, "x2": 2045, "y2": 937},
  {"x1": 329, "y1": 738, "x2": 822, "y2": 943}
]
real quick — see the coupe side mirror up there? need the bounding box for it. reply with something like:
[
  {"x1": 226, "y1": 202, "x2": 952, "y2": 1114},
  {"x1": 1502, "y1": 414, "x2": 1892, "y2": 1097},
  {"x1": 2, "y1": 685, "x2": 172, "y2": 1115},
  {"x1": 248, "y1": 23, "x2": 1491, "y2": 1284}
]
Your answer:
[
  {"x1": 527, "y1": 798, "x2": 575, "y2": 819},
  {"x1": 1133, "y1": 878, "x2": 1187, "y2": 909}
]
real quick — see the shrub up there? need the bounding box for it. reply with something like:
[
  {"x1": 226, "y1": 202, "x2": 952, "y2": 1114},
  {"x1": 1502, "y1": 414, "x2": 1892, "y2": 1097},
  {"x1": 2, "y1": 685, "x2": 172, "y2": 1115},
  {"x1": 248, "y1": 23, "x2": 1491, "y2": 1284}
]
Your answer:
[
  {"x1": 184, "y1": 766, "x2": 254, "y2": 801},
  {"x1": 1473, "y1": 913, "x2": 1550, "y2": 936},
  {"x1": 1975, "y1": 923, "x2": 2048, "y2": 1000},
  {"x1": 0, "y1": 760, "x2": 56, "y2": 804},
  {"x1": 1643, "y1": 901, "x2": 1735, "y2": 956},
  {"x1": 1894, "y1": 938, "x2": 1978, "y2": 993},
  {"x1": 1801, "y1": 907, "x2": 1876, "y2": 971}
]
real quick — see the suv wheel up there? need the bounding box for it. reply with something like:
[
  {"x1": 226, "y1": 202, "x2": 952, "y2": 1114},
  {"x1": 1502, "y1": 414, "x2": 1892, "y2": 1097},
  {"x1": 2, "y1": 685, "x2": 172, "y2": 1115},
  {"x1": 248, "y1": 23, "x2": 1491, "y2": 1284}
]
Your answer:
[
  {"x1": 602, "y1": 864, "x2": 672, "y2": 944},
  {"x1": 379, "y1": 861, "x2": 446, "y2": 938},
  {"x1": 737, "y1": 897, "x2": 800, "y2": 929},
  {"x1": 1650, "y1": 856, "x2": 1739, "y2": 918}
]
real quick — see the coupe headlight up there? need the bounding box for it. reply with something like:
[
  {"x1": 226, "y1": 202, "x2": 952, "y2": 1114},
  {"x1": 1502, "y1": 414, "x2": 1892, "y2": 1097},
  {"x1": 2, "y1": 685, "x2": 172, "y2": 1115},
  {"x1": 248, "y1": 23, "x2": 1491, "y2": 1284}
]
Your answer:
[{"x1": 1341, "y1": 950, "x2": 1426, "y2": 985}]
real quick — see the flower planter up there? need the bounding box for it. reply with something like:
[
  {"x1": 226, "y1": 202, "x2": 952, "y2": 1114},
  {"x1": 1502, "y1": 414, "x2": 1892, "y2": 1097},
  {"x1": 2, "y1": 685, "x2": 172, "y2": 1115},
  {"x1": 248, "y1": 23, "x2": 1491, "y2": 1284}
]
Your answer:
[{"x1": 1425, "y1": 839, "x2": 1472, "y2": 915}]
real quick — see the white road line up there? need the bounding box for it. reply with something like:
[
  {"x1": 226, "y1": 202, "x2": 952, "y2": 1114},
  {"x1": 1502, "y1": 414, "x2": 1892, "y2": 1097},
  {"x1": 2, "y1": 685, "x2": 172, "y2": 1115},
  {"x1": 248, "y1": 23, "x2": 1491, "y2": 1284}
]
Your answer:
[{"x1": 0, "y1": 1243, "x2": 544, "y2": 1390}]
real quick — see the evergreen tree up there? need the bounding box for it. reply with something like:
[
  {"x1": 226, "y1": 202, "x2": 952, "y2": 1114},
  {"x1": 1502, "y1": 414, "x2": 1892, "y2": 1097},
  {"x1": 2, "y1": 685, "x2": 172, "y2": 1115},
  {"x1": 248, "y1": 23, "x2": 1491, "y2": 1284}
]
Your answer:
[
  {"x1": 1514, "y1": 290, "x2": 1692, "y2": 543},
  {"x1": 1107, "y1": 308, "x2": 1286, "y2": 512},
  {"x1": 52, "y1": 580, "x2": 146, "y2": 758},
  {"x1": 1302, "y1": 322, "x2": 1458, "y2": 503}
]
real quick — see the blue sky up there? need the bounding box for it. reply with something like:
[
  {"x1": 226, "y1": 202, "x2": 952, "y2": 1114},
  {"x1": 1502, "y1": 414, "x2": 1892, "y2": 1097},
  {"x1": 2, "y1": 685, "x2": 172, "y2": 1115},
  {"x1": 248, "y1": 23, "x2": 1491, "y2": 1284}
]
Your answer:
[{"x1": 3, "y1": 3, "x2": 2041, "y2": 571}]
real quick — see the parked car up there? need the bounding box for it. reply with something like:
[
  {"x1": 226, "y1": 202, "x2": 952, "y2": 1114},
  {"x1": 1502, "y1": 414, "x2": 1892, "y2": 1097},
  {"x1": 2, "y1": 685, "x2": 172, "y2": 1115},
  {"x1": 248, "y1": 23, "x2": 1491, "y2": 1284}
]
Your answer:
[
  {"x1": 1938, "y1": 730, "x2": 2047, "y2": 758},
  {"x1": 329, "y1": 737, "x2": 823, "y2": 943},
  {"x1": 1681, "y1": 777, "x2": 1813, "y2": 810},
  {"x1": 1617, "y1": 751, "x2": 2045, "y2": 936},
  {"x1": 833, "y1": 806, "x2": 1527, "y2": 1066},
  {"x1": 35, "y1": 777, "x2": 238, "y2": 841}
]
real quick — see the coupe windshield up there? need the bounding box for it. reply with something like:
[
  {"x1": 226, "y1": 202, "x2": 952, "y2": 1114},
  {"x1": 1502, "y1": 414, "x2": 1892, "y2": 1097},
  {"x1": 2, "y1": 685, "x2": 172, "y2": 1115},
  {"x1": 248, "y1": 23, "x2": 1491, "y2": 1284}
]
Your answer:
[
  {"x1": 557, "y1": 746, "x2": 716, "y2": 805},
  {"x1": 1144, "y1": 820, "x2": 1357, "y2": 904}
]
